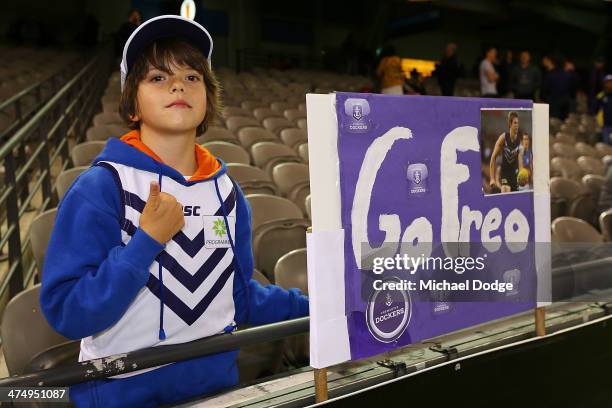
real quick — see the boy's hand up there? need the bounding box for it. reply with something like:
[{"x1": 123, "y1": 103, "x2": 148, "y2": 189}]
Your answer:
[{"x1": 140, "y1": 181, "x2": 185, "y2": 244}]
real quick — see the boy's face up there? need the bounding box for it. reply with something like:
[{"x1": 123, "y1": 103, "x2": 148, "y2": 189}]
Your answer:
[{"x1": 136, "y1": 62, "x2": 206, "y2": 135}]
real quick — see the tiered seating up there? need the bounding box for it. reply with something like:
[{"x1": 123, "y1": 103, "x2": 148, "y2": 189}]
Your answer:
[{"x1": 549, "y1": 112, "x2": 610, "y2": 241}]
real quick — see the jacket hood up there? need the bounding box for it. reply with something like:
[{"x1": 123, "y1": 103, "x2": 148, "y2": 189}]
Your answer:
[{"x1": 92, "y1": 130, "x2": 225, "y2": 185}]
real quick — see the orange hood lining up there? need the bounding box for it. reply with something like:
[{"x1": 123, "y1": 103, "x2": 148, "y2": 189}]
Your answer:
[{"x1": 120, "y1": 130, "x2": 221, "y2": 182}]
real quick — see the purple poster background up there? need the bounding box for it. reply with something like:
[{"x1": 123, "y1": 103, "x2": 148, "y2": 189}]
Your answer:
[{"x1": 336, "y1": 93, "x2": 536, "y2": 360}]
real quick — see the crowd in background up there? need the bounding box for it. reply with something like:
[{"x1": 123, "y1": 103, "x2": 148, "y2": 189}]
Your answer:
[{"x1": 374, "y1": 43, "x2": 611, "y2": 144}]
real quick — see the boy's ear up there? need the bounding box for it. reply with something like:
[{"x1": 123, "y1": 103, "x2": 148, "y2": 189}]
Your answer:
[{"x1": 129, "y1": 113, "x2": 140, "y2": 122}]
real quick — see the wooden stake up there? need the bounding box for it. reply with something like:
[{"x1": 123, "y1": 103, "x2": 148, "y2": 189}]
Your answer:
[
  {"x1": 535, "y1": 307, "x2": 546, "y2": 336},
  {"x1": 314, "y1": 368, "x2": 328, "y2": 402}
]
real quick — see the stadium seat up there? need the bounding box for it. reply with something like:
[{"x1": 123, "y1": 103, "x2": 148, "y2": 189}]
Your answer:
[
  {"x1": 577, "y1": 156, "x2": 604, "y2": 176},
  {"x1": 93, "y1": 112, "x2": 123, "y2": 127},
  {"x1": 222, "y1": 106, "x2": 252, "y2": 118},
  {"x1": 283, "y1": 109, "x2": 307, "y2": 122},
  {"x1": 71, "y1": 141, "x2": 106, "y2": 167},
  {"x1": 582, "y1": 174, "x2": 605, "y2": 199},
  {"x1": 552, "y1": 217, "x2": 602, "y2": 243},
  {"x1": 253, "y1": 219, "x2": 309, "y2": 280},
  {"x1": 270, "y1": 102, "x2": 296, "y2": 113},
  {"x1": 202, "y1": 141, "x2": 250, "y2": 164},
  {"x1": 595, "y1": 143, "x2": 612, "y2": 158},
  {"x1": 241, "y1": 100, "x2": 269, "y2": 111},
  {"x1": 296, "y1": 118, "x2": 307, "y2": 130},
  {"x1": 272, "y1": 162, "x2": 310, "y2": 215},
  {"x1": 599, "y1": 209, "x2": 612, "y2": 241},
  {"x1": 226, "y1": 163, "x2": 278, "y2": 195},
  {"x1": 29, "y1": 208, "x2": 57, "y2": 275},
  {"x1": 250, "y1": 141, "x2": 300, "y2": 175},
  {"x1": 274, "y1": 248, "x2": 308, "y2": 295},
  {"x1": 575, "y1": 142, "x2": 598, "y2": 158},
  {"x1": 86, "y1": 124, "x2": 129, "y2": 141},
  {"x1": 56, "y1": 166, "x2": 88, "y2": 200},
  {"x1": 262, "y1": 117, "x2": 294, "y2": 135},
  {"x1": 297, "y1": 143, "x2": 309, "y2": 163},
  {"x1": 237, "y1": 127, "x2": 277, "y2": 149},
  {"x1": 280, "y1": 128, "x2": 307, "y2": 148},
  {"x1": 305, "y1": 195, "x2": 311, "y2": 219},
  {"x1": 196, "y1": 126, "x2": 238, "y2": 144},
  {"x1": 253, "y1": 108, "x2": 282, "y2": 122},
  {"x1": 550, "y1": 157, "x2": 583, "y2": 180},
  {"x1": 225, "y1": 116, "x2": 261, "y2": 133},
  {"x1": 555, "y1": 132, "x2": 576, "y2": 145},
  {"x1": 0, "y1": 284, "x2": 79, "y2": 376},
  {"x1": 298, "y1": 103, "x2": 306, "y2": 112},
  {"x1": 551, "y1": 143, "x2": 578, "y2": 159},
  {"x1": 102, "y1": 101, "x2": 118, "y2": 113},
  {"x1": 246, "y1": 194, "x2": 303, "y2": 230}
]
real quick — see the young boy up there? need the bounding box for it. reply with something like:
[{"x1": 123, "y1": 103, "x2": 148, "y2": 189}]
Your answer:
[{"x1": 40, "y1": 15, "x2": 309, "y2": 407}]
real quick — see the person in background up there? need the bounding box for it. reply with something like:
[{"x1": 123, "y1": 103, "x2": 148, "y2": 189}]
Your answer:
[
  {"x1": 497, "y1": 50, "x2": 514, "y2": 97},
  {"x1": 376, "y1": 45, "x2": 404, "y2": 95},
  {"x1": 541, "y1": 55, "x2": 571, "y2": 120},
  {"x1": 480, "y1": 47, "x2": 499, "y2": 97},
  {"x1": 437, "y1": 42, "x2": 461, "y2": 96},
  {"x1": 589, "y1": 57, "x2": 605, "y2": 113},
  {"x1": 593, "y1": 74, "x2": 612, "y2": 145},
  {"x1": 564, "y1": 59, "x2": 580, "y2": 114},
  {"x1": 511, "y1": 51, "x2": 540, "y2": 100},
  {"x1": 116, "y1": 8, "x2": 142, "y2": 57}
]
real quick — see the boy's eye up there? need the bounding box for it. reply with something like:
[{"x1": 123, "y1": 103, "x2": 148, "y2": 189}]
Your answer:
[
  {"x1": 187, "y1": 75, "x2": 200, "y2": 81},
  {"x1": 150, "y1": 75, "x2": 164, "y2": 82}
]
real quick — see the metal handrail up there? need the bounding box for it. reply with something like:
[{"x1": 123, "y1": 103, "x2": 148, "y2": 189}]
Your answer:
[
  {"x1": 0, "y1": 317, "x2": 310, "y2": 387},
  {"x1": 0, "y1": 56, "x2": 84, "y2": 142},
  {"x1": 0, "y1": 44, "x2": 113, "y2": 300}
]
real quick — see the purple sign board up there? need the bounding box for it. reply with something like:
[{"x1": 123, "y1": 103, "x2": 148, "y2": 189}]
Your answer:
[{"x1": 335, "y1": 93, "x2": 536, "y2": 360}]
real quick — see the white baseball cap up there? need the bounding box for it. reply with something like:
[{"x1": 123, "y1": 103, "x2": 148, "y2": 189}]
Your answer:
[{"x1": 120, "y1": 15, "x2": 213, "y2": 91}]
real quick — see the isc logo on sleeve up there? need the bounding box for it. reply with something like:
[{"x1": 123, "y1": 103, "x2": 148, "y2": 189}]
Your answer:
[{"x1": 203, "y1": 215, "x2": 236, "y2": 248}]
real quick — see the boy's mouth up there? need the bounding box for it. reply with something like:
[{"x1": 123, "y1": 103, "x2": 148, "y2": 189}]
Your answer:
[{"x1": 166, "y1": 100, "x2": 192, "y2": 108}]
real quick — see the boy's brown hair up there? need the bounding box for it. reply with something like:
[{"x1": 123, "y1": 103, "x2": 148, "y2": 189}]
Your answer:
[{"x1": 119, "y1": 36, "x2": 222, "y2": 135}]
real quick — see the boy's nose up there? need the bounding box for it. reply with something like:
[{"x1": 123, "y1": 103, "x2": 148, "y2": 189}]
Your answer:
[{"x1": 170, "y1": 80, "x2": 184, "y2": 93}]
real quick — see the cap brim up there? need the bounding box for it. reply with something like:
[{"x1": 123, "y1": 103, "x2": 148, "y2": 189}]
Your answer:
[{"x1": 122, "y1": 15, "x2": 213, "y2": 83}]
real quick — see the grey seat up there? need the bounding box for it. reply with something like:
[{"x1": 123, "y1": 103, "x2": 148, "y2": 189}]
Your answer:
[
  {"x1": 56, "y1": 167, "x2": 88, "y2": 200},
  {"x1": 29, "y1": 208, "x2": 57, "y2": 276},
  {"x1": 272, "y1": 162, "x2": 310, "y2": 215},
  {"x1": 297, "y1": 142, "x2": 309, "y2": 163},
  {"x1": 550, "y1": 157, "x2": 583, "y2": 181},
  {"x1": 202, "y1": 141, "x2": 250, "y2": 164},
  {"x1": 599, "y1": 209, "x2": 612, "y2": 241},
  {"x1": 222, "y1": 106, "x2": 252, "y2": 118},
  {"x1": 0, "y1": 284, "x2": 78, "y2": 376},
  {"x1": 582, "y1": 174, "x2": 605, "y2": 199},
  {"x1": 250, "y1": 141, "x2": 300, "y2": 174},
  {"x1": 253, "y1": 108, "x2": 282, "y2": 122},
  {"x1": 226, "y1": 163, "x2": 278, "y2": 195},
  {"x1": 296, "y1": 118, "x2": 307, "y2": 130},
  {"x1": 552, "y1": 216, "x2": 602, "y2": 243},
  {"x1": 225, "y1": 116, "x2": 261, "y2": 133},
  {"x1": 93, "y1": 112, "x2": 123, "y2": 127},
  {"x1": 262, "y1": 117, "x2": 294, "y2": 135},
  {"x1": 283, "y1": 109, "x2": 306, "y2": 122},
  {"x1": 274, "y1": 248, "x2": 308, "y2": 295},
  {"x1": 246, "y1": 194, "x2": 304, "y2": 230},
  {"x1": 237, "y1": 127, "x2": 277, "y2": 149},
  {"x1": 575, "y1": 142, "x2": 599, "y2": 158},
  {"x1": 280, "y1": 128, "x2": 307, "y2": 148},
  {"x1": 196, "y1": 126, "x2": 238, "y2": 144},
  {"x1": 577, "y1": 156, "x2": 604, "y2": 176},
  {"x1": 71, "y1": 141, "x2": 105, "y2": 167}
]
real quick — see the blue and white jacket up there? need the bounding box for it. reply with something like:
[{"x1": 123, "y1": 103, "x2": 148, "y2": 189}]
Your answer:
[{"x1": 40, "y1": 135, "x2": 309, "y2": 407}]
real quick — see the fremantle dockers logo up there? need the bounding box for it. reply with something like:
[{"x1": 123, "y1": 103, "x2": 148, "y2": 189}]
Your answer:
[
  {"x1": 413, "y1": 170, "x2": 422, "y2": 184},
  {"x1": 407, "y1": 163, "x2": 428, "y2": 195},
  {"x1": 366, "y1": 278, "x2": 411, "y2": 343},
  {"x1": 353, "y1": 105, "x2": 363, "y2": 120},
  {"x1": 344, "y1": 98, "x2": 371, "y2": 132}
]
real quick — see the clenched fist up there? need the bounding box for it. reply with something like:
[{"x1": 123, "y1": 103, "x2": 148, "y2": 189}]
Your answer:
[{"x1": 140, "y1": 181, "x2": 185, "y2": 244}]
